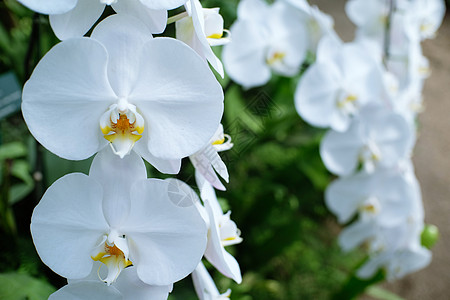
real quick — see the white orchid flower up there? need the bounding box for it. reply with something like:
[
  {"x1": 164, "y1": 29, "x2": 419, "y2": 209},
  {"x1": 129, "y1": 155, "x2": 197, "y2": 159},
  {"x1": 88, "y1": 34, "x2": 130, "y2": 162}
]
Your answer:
[
  {"x1": 31, "y1": 149, "x2": 207, "y2": 286},
  {"x1": 295, "y1": 36, "x2": 386, "y2": 132},
  {"x1": 17, "y1": 0, "x2": 174, "y2": 40},
  {"x1": 320, "y1": 104, "x2": 413, "y2": 176},
  {"x1": 50, "y1": 264, "x2": 172, "y2": 300},
  {"x1": 404, "y1": 0, "x2": 446, "y2": 41},
  {"x1": 222, "y1": 0, "x2": 307, "y2": 89},
  {"x1": 195, "y1": 173, "x2": 243, "y2": 283},
  {"x1": 22, "y1": 14, "x2": 224, "y2": 174},
  {"x1": 192, "y1": 262, "x2": 232, "y2": 300},
  {"x1": 282, "y1": 0, "x2": 337, "y2": 52},
  {"x1": 173, "y1": 0, "x2": 229, "y2": 77},
  {"x1": 190, "y1": 124, "x2": 233, "y2": 191},
  {"x1": 357, "y1": 245, "x2": 431, "y2": 280},
  {"x1": 326, "y1": 168, "x2": 414, "y2": 227}
]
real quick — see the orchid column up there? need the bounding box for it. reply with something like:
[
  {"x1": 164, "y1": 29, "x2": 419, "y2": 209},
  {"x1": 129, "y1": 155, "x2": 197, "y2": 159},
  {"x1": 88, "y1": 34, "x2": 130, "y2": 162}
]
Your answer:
[{"x1": 18, "y1": 0, "x2": 242, "y2": 298}]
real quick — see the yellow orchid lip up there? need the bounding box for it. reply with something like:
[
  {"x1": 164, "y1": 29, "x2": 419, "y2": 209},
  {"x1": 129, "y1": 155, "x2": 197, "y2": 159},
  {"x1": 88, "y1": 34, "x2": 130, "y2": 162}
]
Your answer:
[
  {"x1": 267, "y1": 52, "x2": 286, "y2": 66},
  {"x1": 92, "y1": 243, "x2": 133, "y2": 285},
  {"x1": 100, "y1": 103, "x2": 145, "y2": 158}
]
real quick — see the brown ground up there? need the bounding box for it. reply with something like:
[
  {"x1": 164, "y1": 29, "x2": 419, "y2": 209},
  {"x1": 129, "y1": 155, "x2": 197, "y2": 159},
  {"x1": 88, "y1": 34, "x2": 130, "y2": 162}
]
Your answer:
[{"x1": 311, "y1": 0, "x2": 450, "y2": 299}]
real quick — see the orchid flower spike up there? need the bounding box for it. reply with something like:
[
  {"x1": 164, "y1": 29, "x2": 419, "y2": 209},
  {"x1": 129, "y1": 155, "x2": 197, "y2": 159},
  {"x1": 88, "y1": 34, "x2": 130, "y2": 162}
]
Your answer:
[
  {"x1": 31, "y1": 148, "x2": 207, "y2": 287},
  {"x1": 22, "y1": 14, "x2": 224, "y2": 174}
]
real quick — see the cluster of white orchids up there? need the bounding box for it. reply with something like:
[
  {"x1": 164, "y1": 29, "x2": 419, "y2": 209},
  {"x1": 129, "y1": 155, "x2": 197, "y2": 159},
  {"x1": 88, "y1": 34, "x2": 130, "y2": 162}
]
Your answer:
[
  {"x1": 18, "y1": 0, "x2": 243, "y2": 299},
  {"x1": 223, "y1": 0, "x2": 444, "y2": 281}
]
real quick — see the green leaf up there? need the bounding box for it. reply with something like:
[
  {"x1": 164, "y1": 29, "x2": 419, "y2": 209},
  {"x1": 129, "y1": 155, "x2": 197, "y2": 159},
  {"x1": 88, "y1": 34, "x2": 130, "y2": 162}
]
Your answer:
[
  {"x1": 10, "y1": 159, "x2": 33, "y2": 185},
  {"x1": 0, "y1": 142, "x2": 27, "y2": 161},
  {"x1": 9, "y1": 182, "x2": 34, "y2": 205},
  {"x1": 0, "y1": 273, "x2": 55, "y2": 300},
  {"x1": 366, "y1": 286, "x2": 405, "y2": 300}
]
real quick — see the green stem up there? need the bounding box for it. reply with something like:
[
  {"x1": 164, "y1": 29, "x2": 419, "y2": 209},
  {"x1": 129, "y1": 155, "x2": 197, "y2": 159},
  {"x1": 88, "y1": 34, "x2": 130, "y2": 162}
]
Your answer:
[{"x1": 332, "y1": 258, "x2": 385, "y2": 300}]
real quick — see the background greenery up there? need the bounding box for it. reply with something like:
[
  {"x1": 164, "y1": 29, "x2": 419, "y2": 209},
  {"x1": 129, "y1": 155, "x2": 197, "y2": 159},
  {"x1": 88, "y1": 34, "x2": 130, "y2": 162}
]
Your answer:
[{"x1": 0, "y1": 0, "x2": 401, "y2": 299}]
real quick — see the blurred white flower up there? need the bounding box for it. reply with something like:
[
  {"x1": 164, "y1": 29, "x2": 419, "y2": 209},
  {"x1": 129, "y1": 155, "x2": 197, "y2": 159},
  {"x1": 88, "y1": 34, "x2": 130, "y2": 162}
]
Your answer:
[
  {"x1": 222, "y1": 0, "x2": 307, "y2": 89},
  {"x1": 326, "y1": 168, "x2": 414, "y2": 228},
  {"x1": 283, "y1": 0, "x2": 337, "y2": 52},
  {"x1": 404, "y1": 0, "x2": 446, "y2": 41},
  {"x1": 295, "y1": 37, "x2": 386, "y2": 132},
  {"x1": 31, "y1": 149, "x2": 207, "y2": 286},
  {"x1": 320, "y1": 104, "x2": 413, "y2": 176},
  {"x1": 22, "y1": 15, "x2": 223, "y2": 174}
]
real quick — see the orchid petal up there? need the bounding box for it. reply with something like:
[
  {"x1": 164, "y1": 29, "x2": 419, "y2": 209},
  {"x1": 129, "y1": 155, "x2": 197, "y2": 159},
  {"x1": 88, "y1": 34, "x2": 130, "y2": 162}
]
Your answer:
[
  {"x1": 112, "y1": 0, "x2": 167, "y2": 34},
  {"x1": 204, "y1": 200, "x2": 242, "y2": 283},
  {"x1": 129, "y1": 38, "x2": 224, "y2": 160},
  {"x1": 22, "y1": 38, "x2": 117, "y2": 160},
  {"x1": 338, "y1": 220, "x2": 376, "y2": 252},
  {"x1": 123, "y1": 179, "x2": 207, "y2": 285},
  {"x1": 295, "y1": 62, "x2": 342, "y2": 129},
  {"x1": 133, "y1": 133, "x2": 182, "y2": 174},
  {"x1": 49, "y1": 0, "x2": 105, "y2": 40},
  {"x1": 49, "y1": 281, "x2": 122, "y2": 300},
  {"x1": 222, "y1": 20, "x2": 270, "y2": 89},
  {"x1": 17, "y1": 0, "x2": 77, "y2": 14},
  {"x1": 320, "y1": 124, "x2": 363, "y2": 176},
  {"x1": 91, "y1": 14, "x2": 153, "y2": 98},
  {"x1": 138, "y1": 0, "x2": 187, "y2": 10},
  {"x1": 325, "y1": 174, "x2": 371, "y2": 224},
  {"x1": 190, "y1": 0, "x2": 224, "y2": 77},
  {"x1": 114, "y1": 267, "x2": 171, "y2": 300},
  {"x1": 31, "y1": 173, "x2": 108, "y2": 279},
  {"x1": 89, "y1": 148, "x2": 146, "y2": 228}
]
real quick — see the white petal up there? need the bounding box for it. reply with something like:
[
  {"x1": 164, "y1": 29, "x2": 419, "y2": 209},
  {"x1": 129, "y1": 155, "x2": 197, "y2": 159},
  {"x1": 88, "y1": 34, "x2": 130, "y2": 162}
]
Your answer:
[
  {"x1": 204, "y1": 200, "x2": 242, "y2": 283},
  {"x1": 112, "y1": 0, "x2": 167, "y2": 34},
  {"x1": 320, "y1": 124, "x2": 363, "y2": 176},
  {"x1": 138, "y1": 0, "x2": 187, "y2": 10},
  {"x1": 295, "y1": 62, "x2": 341, "y2": 129},
  {"x1": 190, "y1": 0, "x2": 224, "y2": 77},
  {"x1": 338, "y1": 220, "x2": 376, "y2": 252},
  {"x1": 17, "y1": 0, "x2": 77, "y2": 14},
  {"x1": 133, "y1": 134, "x2": 182, "y2": 174},
  {"x1": 49, "y1": 281, "x2": 122, "y2": 300},
  {"x1": 129, "y1": 38, "x2": 224, "y2": 160},
  {"x1": 222, "y1": 20, "x2": 270, "y2": 89},
  {"x1": 91, "y1": 14, "x2": 153, "y2": 98},
  {"x1": 192, "y1": 262, "x2": 227, "y2": 299},
  {"x1": 122, "y1": 179, "x2": 207, "y2": 285},
  {"x1": 191, "y1": 143, "x2": 228, "y2": 190},
  {"x1": 237, "y1": 0, "x2": 269, "y2": 21},
  {"x1": 195, "y1": 173, "x2": 224, "y2": 218},
  {"x1": 356, "y1": 253, "x2": 386, "y2": 279},
  {"x1": 114, "y1": 267, "x2": 171, "y2": 300},
  {"x1": 325, "y1": 173, "x2": 371, "y2": 224},
  {"x1": 22, "y1": 38, "x2": 117, "y2": 160},
  {"x1": 89, "y1": 148, "x2": 147, "y2": 228},
  {"x1": 49, "y1": 0, "x2": 105, "y2": 40},
  {"x1": 31, "y1": 173, "x2": 108, "y2": 279}
]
